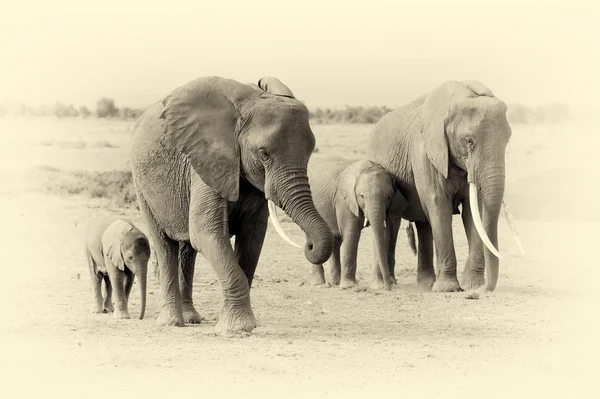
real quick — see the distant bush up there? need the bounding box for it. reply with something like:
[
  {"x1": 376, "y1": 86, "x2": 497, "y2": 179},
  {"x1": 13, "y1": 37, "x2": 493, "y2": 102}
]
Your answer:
[
  {"x1": 41, "y1": 167, "x2": 138, "y2": 209},
  {"x1": 309, "y1": 105, "x2": 392, "y2": 124},
  {"x1": 79, "y1": 105, "x2": 91, "y2": 118},
  {"x1": 506, "y1": 102, "x2": 570, "y2": 125},
  {"x1": 96, "y1": 98, "x2": 119, "y2": 118},
  {"x1": 53, "y1": 102, "x2": 79, "y2": 118},
  {"x1": 119, "y1": 107, "x2": 144, "y2": 120}
]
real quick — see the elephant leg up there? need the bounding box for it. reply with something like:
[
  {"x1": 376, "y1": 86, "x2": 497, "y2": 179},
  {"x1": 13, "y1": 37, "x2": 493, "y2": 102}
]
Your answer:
[
  {"x1": 328, "y1": 237, "x2": 342, "y2": 286},
  {"x1": 137, "y1": 193, "x2": 184, "y2": 326},
  {"x1": 340, "y1": 229, "x2": 360, "y2": 289},
  {"x1": 234, "y1": 201, "x2": 268, "y2": 288},
  {"x1": 86, "y1": 250, "x2": 104, "y2": 313},
  {"x1": 124, "y1": 269, "x2": 134, "y2": 302},
  {"x1": 387, "y1": 217, "x2": 401, "y2": 284},
  {"x1": 415, "y1": 221, "x2": 436, "y2": 289},
  {"x1": 107, "y1": 269, "x2": 130, "y2": 319},
  {"x1": 310, "y1": 263, "x2": 326, "y2": 286},
  {"x1": 102, "y1": 275, "x2": 114, "y2": 313},
  {"x1": 459, "y1": 190, "x2": 486, "y2": 290},
  {"x1": 189, "y1": 196, "x2": 256, "y2": 334},
  {"x1": 421, "y1": 196, "x2": 461, "y2": 292},
  {"x1": 178, "y1": 242, "x2": 203, "y2": 324}
]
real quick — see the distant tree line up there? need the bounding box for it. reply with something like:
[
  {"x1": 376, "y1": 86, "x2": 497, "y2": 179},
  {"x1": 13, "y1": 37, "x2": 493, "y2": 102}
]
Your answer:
[
  {"x1": 0, "y1": 98, "x2": 571, "y2": 126},
  {"x1": 307, "y1": 102, "x2": 571, "y2": 125},
  {"x1": 0, "y1": 98, "x2": 145, "y2": 120}
]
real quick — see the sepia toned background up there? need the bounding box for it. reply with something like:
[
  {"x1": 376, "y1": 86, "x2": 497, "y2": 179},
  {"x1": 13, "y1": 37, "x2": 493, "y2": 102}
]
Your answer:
[{"x1": 1, "y1": 0, "x2": 599, "y2": 397}]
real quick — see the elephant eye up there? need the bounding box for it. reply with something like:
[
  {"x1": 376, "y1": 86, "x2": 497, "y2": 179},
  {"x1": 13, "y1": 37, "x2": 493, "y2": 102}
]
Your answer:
[
  {"x1": 466, "y1": 138, "x2": 474, "y2": 147},
  {"x1": 257, "y1": 148, "x2": 270, "y2": 162}
]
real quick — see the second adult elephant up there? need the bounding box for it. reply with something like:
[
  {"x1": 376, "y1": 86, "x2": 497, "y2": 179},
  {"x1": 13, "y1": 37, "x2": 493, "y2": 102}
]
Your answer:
[
  {"x1": 306, "y1": 157, "x2": 412, "y2": 290},
  {"x1": 368, "y1": 80, "x2": 520, "y2": 292},
  {"x1": 131, "y1": 76, "x2": 333, "y2": 332}
]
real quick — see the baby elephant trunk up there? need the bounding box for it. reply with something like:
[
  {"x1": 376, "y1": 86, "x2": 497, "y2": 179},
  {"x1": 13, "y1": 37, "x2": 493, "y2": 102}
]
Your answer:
[
  {"x1": 366, "y1": 202, "x2": 392, "y2": 291},
  {"x1": 138, "y1": 269, "x2": 147, "y2": 320}
]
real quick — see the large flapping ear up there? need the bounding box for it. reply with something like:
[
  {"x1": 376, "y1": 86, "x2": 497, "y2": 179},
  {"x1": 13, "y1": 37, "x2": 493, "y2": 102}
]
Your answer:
[
  {"x1": 421, "y1": 81, "x2": 473, "y2": 179},
  {"x1": 257, "y1": 76, "x2": 296, "y2": 98},
  {"x1": 339, "y1": 160, "x2": 371, "y2": 217},
  {"x1": 102, "y1": 220, "x2": 133, "y2": 272},
  {"x1": 160, "y1": 77, "x2": 244, "y2": 202},
  {"x1": 461, "y1": 80, "x2": 495, "y2": 97}
]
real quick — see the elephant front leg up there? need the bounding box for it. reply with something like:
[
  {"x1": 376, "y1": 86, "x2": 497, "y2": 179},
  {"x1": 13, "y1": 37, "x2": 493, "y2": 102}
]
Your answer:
[
  {"x1": 107, "y1": 269, "x2": 130, "y2": 319},
  {"x1": 422, "y1": 196, "x2": 462, "y2": 293},
  {"x1": 234, "y1": 202, "x2": 268, "y2": 288},
  {"x1": 415, "y1": 221, "x2": 436, "y2": 289},
  {"x1": 387, "y1": 218, "x2": 401, "y2": 284},
  {"x1": 102, "y1": 275, "x2": 114, "y2": 313},
  {"x1": 327, "y1": 237, "x2": 342, "y2": 286},
  {"x1": 178, "y1": 242, "x2": 204, "y2": 324},
  {"x1": 339, "y1": 229, "x2": 360, "y2": 289},
  {"x1": 459, "y1": 192, "x2": 486, "y2": 290},
  {"x1": 310, "y1": 264, "x2": 326, "y2": 285}
]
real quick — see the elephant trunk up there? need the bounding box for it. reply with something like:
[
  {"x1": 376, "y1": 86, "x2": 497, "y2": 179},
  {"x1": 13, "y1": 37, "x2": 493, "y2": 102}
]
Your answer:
[
  {"x1": 468, "y1": 161, "x2": 505, "y2": 292},
  {"x1": 138, "y1": 267, "x2": 147, "y2": 320},
  {"x1": 366, "y1": 202, "x2": 392, "y2": 291},
  {"x1": 268, "y1": 167, "x2": 333, "y2": 265}
]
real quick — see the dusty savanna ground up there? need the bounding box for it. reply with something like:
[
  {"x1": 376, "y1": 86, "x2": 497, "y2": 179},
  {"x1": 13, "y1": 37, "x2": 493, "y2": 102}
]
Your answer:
[{"x1": 1, "y1": 116, "x2": 599, "y2": 398}]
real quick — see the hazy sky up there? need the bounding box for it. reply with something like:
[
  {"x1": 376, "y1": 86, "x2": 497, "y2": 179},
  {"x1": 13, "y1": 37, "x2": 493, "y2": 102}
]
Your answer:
[{"x1": 1, "y1": 0, "x2": 598, "y2": 109}]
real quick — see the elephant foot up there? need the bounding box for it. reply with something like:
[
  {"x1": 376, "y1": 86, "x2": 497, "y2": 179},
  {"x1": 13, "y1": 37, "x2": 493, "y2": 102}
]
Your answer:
[
  {"x1": 92, "y1": 304, "x2": 105, "y2": 314},
  {"x1": 114, "y1": 309, "x2": 130, "y2": 319},
  {"x1": 183, "y1": 303, "x2": 204, "y2": 324},
  {"x1": 214, "y1": 303, "x2": 257, "y2": 335},
  {"x1": 459, "y1": 267, "x2": 485, "y2": 291},
  {"x1": 417, "y1": 271, "x2": 436, "y2": 290},
  {"x1": 340, "y1": 278, "x2": 358, "y2": 289},
  {"x1": 103, "y1": 301, "x2": 114, "y2": 313},
  {"x1": 157, "y1": 304, "x2": 185, "y2": 327},
  {"x1": 310, "y1": 265, "x2": 326, "y2": 286},
  {"x1": 432, "y1": 274, "x2": 462, "y2": 292},
  {"x1": 390, "y1": 275, "x2": 397, "y2": 285}
]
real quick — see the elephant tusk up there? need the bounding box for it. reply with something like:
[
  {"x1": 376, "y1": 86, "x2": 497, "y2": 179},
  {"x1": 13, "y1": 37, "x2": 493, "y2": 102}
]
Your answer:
[
  {"x1": 363, "y1": 217, "x2": 369, "y2": 228},
  {"x1": 383, "y1": 220, "x2": 387, "y2": 229},
  {"x1": 502, "y1": 200, "x2": 525, "y2": 256},
  {"x1": 268, "y1": 200, "x2": 302, "y2": 249},
  {"x1": 469, "y1": 183, "x2": 502, "y2": 259}
]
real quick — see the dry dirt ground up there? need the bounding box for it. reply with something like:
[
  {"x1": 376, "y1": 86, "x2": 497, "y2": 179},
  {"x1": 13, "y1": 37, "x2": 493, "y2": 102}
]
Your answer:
[{"x1": 1, "y1": 117, "x2": 599, "y2": 398}]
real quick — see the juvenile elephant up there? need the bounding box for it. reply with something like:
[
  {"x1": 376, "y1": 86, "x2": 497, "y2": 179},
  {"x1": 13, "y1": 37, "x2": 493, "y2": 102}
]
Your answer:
[
  {"x1": 307, "y1": 157, "x2": 411, "y2": 290},
  {"x1": 368, "y1": 80, "x2": 520, "y2": 292},
  {"x1": 130, "y1": 76, "x2": 333, "y2": 332},
  {"x1": 84, "y1": 216, "x2": 150, "y2": 319}
]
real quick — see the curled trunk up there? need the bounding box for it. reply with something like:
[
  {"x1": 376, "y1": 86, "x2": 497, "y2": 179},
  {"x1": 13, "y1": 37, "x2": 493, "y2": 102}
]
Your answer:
[{"x1": 268, "y1": 167, "x2": 333, "y2": 265}]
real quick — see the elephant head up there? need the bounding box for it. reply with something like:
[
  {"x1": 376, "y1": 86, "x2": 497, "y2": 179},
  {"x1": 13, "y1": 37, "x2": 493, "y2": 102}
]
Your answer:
[
  {"x1": 421, "y1": 80, "x2": 512, "y2": 291},
  {"x1": 102, "y1": 221, "x2": 150, "y2": 319},
  {"x1": 159, "y1": 76, "x2": 333, "y2": 265},
  {"x1": 340, "y1": 160, "x2": 408, "y2": 290}
]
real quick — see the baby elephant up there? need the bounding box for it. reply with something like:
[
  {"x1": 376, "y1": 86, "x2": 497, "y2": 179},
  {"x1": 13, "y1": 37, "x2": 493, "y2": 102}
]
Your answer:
[
  {"x1": 308, "y1": 157, "x2": 409, "y2": 290},
  {"x1": 84, "y1": 216, "x2": 150, "y2": 319}
]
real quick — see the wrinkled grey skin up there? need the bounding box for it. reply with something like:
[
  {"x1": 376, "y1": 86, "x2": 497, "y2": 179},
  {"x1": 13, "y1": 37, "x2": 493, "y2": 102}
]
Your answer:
[
  {"x1": 130, "y1": 76, "x2": 333, "y2": 333},
  {"x1": 308, "y1": 157, "x2": 411, "y2": 290},
  {"x1": 85, "y1": 216, "x2": 150, "y2": 319},
  {"x1": 368, "y1": 80, "x2": 511, "y2": 292}
]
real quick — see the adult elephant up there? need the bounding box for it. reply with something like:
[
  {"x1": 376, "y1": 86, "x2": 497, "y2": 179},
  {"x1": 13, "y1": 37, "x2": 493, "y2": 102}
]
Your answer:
[
  {"x1": 368, "y1": 80, "x2": 517, "y2": 293},
  {"x1": 130, "y1": 76, "x2": 333, "y2": 332}
]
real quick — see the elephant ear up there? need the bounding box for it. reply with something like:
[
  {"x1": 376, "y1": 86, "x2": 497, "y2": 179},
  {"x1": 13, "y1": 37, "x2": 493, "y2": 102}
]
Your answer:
[
  {"x1": 389, "y1": 185, "x2": 409, "y2": 220},
  {"x1": 160, "y1": 77, "x2": 242, "y2": 202},
  {"x1": 102, "y1": 220, "x2": 133, "y2": 272},
  {"x1": 339, "y1": 160, "x2": 371, "y2": 217},
  {"x1": 461, "y1": 80, "x2": 495, "y2": 97},
  {"x1": 257, "y1": 76, "x2": 295, "y2": 98},
  {"x1": 421, "y1": 81, "x2": 473, "y2": 179}
]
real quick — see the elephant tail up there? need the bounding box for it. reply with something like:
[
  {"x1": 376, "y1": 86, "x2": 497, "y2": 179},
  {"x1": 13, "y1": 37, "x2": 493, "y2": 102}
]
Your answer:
[{"x1": 406, "y1": 222, "x2": 417, "y2": 255}]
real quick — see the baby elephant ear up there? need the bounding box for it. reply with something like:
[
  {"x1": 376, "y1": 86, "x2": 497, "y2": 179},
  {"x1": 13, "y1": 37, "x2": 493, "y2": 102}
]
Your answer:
[
  {"x1": 257, "y1": 76, "x2": 295, "y2": 98},
  {"x1": 102, "y1": 220, "x2": 133, "y2": 272},
  {"x1": 339, "y1": 160, "x2": 371, "y2": 217},
  {"x1": 160, "y1": 77, "x2": 241, "y2": 202}
]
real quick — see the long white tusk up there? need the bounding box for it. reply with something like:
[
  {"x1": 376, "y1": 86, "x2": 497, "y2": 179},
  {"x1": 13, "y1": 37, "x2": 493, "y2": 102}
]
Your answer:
[
  {"x1": 268, "y1": 201, "x2": 302, "y2": 249},
  {"x1": 363, "y1": 217, "x2": 369, "y2": 228},
  {"x1": 469, "y1": 183, "x2": 502, "y2": 259},
  {"x1": 502, "y1": 200, "x2": 525, "y2": 256}
]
